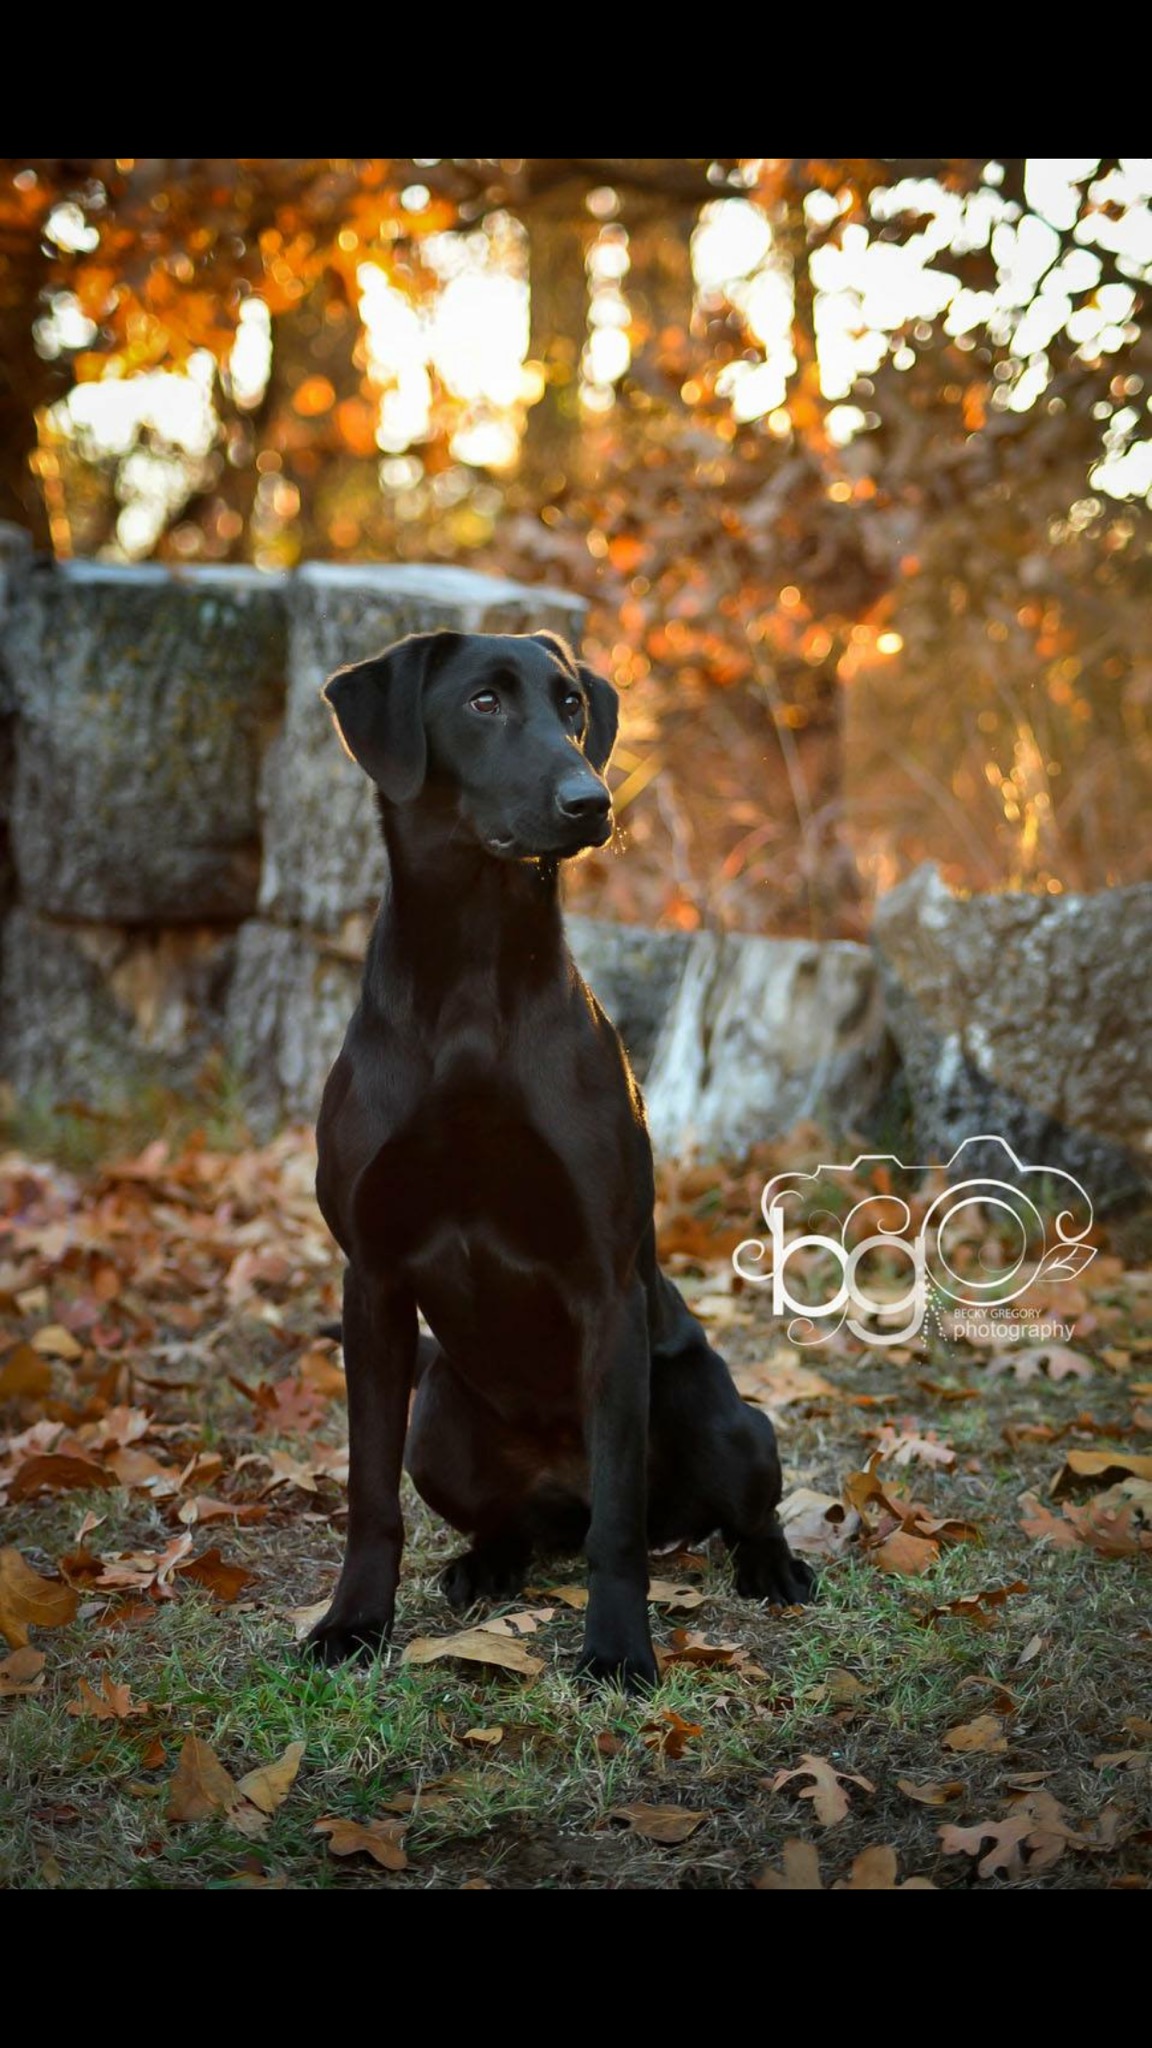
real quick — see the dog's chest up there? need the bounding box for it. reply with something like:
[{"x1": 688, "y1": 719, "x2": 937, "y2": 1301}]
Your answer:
[
  {"x1": 357, "y1": 1083, "x2": 590, "y2": 1270},
  {"x1": 357, "y1": 1086, "x2": 591, "y2": 1376}
]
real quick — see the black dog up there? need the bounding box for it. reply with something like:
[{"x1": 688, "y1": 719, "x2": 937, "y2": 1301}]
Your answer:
[{"x1": 307, "y1": 629, "x2": 813, "y2": 1688}]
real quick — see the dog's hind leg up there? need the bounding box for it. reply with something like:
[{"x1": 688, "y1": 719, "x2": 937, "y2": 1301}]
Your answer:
[
  {"x1": 647, "y1": 1287, "x2": 816, "y2": 1606},
  {"x1": 717, "y1": 1417, "x2": 815, "y2": 1605},
  {"x1": 439, "y1": 1528, "x2": 533, "y2": 1612},
  {"x1": 405, "y1": 1354, "x2": 537, "y2": 1611}
]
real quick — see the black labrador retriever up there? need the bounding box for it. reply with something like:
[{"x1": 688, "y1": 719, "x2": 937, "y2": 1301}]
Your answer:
[{"x1": 307, "y1": 628, "x2": 813, "y2": 1688}]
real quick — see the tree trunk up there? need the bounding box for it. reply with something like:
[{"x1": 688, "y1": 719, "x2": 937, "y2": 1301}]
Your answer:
[
  {"x1": 260, "y1": 278, "x2": 364, "y2": 561},
  {"x1": 520, "y1": 204, "x2": 592, "y2": 503},
  {"x1": 621, "y1": 203, "x2": 696, "y2": 365},
  {"x1": 0, "y1": 219, "x2": 57, "y2": 547}
]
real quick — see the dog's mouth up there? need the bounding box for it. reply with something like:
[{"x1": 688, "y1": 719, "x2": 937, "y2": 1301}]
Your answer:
[{"x1": 485, "y1": 816, "x2": 612, "y2": 862}]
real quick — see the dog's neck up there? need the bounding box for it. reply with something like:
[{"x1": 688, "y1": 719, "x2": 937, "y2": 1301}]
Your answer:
[{"x1": 370, "y1": 797, "x2": 568, "y2": 1020}]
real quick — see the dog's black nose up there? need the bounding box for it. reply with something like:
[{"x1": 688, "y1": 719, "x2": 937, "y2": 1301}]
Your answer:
[{"x1": 556, "y1": 775, "x2": 610, "y2": 823}]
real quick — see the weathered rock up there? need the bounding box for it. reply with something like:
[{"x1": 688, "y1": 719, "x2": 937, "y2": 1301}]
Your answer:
[
  {"x1": 0, "y1": 523, "x2": 33, "y2": 908},
  {"x1": 8, "y1": 562, "x2": 287, "y2": 923},
  {"x1": 261, "y1": 563, "x2": 587, "y2": 933},
  {"x1": 225, "y1": 919, "x2": 360, "y2": 1132},
  {"x1": 644, "y1": 931, "x2": 892, "y2": 1160},
  {"x1": 0, "y1": 907, "x2": 236, "y2": 1107},
  {"x1": 565, "y1": 915, "x2": 693, "y2": 1078},
  {"x1": 0, "y1": 521, "x2": 32, "y2": 652},
  {"x1": 872, "y1": 862, "x2": 1152, "y2": 1205}
]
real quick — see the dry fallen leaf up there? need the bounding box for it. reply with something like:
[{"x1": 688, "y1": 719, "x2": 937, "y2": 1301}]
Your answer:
[
  {"x1": 176, "y1": 1548, "x2": 258, "y2": 1603},
  {"x1": 1051, "y1": 1448, "x2": 1152, "y2": 1497},
  {"x1": 942, "y1": 1714, "x2": 1008, "y2": 1756},
  {"x1": 897, "y1": 1776, "x2": 965, "y2": 1806},
  {"x1": 833, "y1": 1844, "x2": 937, "y2": 1890},
  {"x1": 647, "y1": 1579, "x2": 706, "y2": 1612},
  {"x1": 812, "y1": 1668, "x2": 867, "y2": 1709},
  {"x1": 642, "y1": 1710, "x2": 703, "y2": 1759},
  {"x1": 460, "y1": 1726, "x2": 504, "y2": 1748},
  {"x1": 657, "y1": 1628, "x2": 764, "y2": 1677},
  {"x1": 0, "y1": 1345, "x2": 52, "y2": 1399},
  {"x1": 167, "y1": 1735, "x2": 239, "y2": 1823},
  {"x1": 92, "y1": 1532, "x2": 196, "y2": 1596},
  {"x1": 942, "y1": 1788, "x2": 1088, "y2": 1879},
  {"x1": 236, "y1": 1740, "x2": 305, "y2": 1816},
  {"x1": 477, "y1": 1607, "x2": 554, "y2": 1637},
  {"x1": 756, "y1": 1839, "x2": 934, "y2": 1888},
  {"x1": 939, "y1": 1813, "x2": 1033, "y2": 1879},
  {"x1": 177, "y1": 1494, "x2": 270, "y2": 1527},
  {"x1": 0, "y1": 1645, "x2": 46, "y2": 1697},
  {"x1": 1015, "y1": 1633, "x2": 1048, "y2": 1666},
  {"x1": 1020, "y1": 1482, "x2": 1152, "y2": 1558},
  {"x1": 733, "y1": 1357, "x2": 834, "y2": 1412},
  {"x1": 873, "y1": 1426, "x2": 955, "y2": 1470},
  {"x1": 314, "y1": 1815, "x2": 408, "y2": 1870},
  {"x1": 31, "y1": 1324, "x2": 83, "y2": 1362},
  {"x1": 401, "y1": 1628, "x2": 545, "y2": 1678},
  {"x1": 7, "y1": 1454, "x2": 114, "y2": 1500},
  {"x1": 988, "y1": 1344, "x2": 1093, "y2": 1383},
  {"x1": 1017, "y1": 1491, "x2": 1082, "y2": 1548},
  {"x1": 607, "y1": 1803, "x2": 706, "y2": 1844},
  {"x1": 66, "y1": 1673, "x2": 149, "y2": 1721},
  {"x1": 754, "y1": 1839, "x2": 824, "y2": 1890},
  {"x1": 871, "y1": 1531, "x2": 940, "y2": 1576},
  {"x1": 0, "y1": 1548, "x2": 79, "y2": 1647},
  {"x1": 286, "y1": 1599, "x2": 330, "y2": 1640},
  {"x1": 924, "y1": 1581, "x2": 1028, "y2": 1627},
  {"x1": 777, "y1": 1488, "x2": 860, "y2": 1560},
  {"x1": 770, "y1": 1753, "x2": 875, "y2": 1828}
]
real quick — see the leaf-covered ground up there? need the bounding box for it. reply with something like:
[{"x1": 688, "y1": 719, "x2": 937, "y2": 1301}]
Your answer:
[{"x1": 1, "y1": 1123, "x2": 1150, "y2": 1891}]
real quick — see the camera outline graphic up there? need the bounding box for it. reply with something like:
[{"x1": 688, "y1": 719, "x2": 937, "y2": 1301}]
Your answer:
[{"x1": 732, "y1": 1133, "x2": 1096, "y2": 1346}]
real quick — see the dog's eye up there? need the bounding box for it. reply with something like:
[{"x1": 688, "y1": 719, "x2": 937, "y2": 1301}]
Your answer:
[
  {"x1": 562, "y1": 692, "x2": 585, "y2": 718},
  {"x1": 469, "y1": 691, "x2": 502, "y2": 715}
]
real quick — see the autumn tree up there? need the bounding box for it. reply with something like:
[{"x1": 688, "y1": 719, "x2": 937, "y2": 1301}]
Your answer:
[{"x1": 2, "y1": 154, "x2": 1148, "y2": 927}]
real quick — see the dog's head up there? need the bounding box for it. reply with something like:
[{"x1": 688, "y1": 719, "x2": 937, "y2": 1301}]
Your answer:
[{"x1": 323, "y1": 629, "x2": 618, "y2": 861}]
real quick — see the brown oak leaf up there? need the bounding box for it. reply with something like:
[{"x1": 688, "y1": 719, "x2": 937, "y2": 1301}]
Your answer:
[{"x1": 769, "y1": 1753, "x2": 875, "y2": 1827}]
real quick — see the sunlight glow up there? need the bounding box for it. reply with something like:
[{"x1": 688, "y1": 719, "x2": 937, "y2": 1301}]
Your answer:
[
  {"x1": 48, "y1": 158, "x2": 1152, "y2": 559},
  {"x1": 228, "y1": 297, "x2": 272, "y2": 410},
  {"x1": 358, "y1": 217, "x2": 530, "y2": 465}
]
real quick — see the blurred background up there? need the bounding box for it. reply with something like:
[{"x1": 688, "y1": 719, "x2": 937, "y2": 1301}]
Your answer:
[{"x1": 2, "y1": 155, "x2": 1150, "y2": 940}]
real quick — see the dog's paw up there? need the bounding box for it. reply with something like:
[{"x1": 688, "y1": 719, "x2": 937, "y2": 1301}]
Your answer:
[
  {"x1": 734, "y1": 1540, "x2": 817, "y2": 1606},
  {"x1": 575, "y1": 1644, "x2": 660, "y2": 1694},
  {"x1": 303, "y1": 1610, "x2": 392, "y2": 1666},
  {"x1": 440, "y1": 1545, "x2": 527, "y2": 1614}
]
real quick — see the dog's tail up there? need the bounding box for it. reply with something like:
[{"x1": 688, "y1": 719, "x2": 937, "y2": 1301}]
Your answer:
[{"x1": 317, "y1": 1322, "x2": 438, "y2": 1385}]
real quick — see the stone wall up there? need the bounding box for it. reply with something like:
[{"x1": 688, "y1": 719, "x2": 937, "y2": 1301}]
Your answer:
[
  {"x1": 0, "y1": 531, "x2": 1147, "y2": 1207},
  {"x1": 873, "y1": 862, "x2": 1152, "y2": 1205}
]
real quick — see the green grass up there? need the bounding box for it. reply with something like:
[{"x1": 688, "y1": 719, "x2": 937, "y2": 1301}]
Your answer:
[
  {"x1": 2, "y1": 1124, "x2": 1150, "y2": 1890},
  {"x1": 4, "y1": 1452, "x2": 1150, "y2": 1890},
  {"x1": 2, "y1": 1059, "x2": 254, "y2": 1173}
]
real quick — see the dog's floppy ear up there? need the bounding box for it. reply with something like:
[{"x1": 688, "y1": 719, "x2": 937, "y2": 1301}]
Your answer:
[
  {"x1": 578, "y1": 663, "x2": 619, "y2": 773},
  {"x1": 323, "y1": 632, "x2": 453, "y2": 805}
]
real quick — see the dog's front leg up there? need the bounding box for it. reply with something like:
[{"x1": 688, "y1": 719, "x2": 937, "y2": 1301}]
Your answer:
[
  {"x1": 306, "y1": 1265, "x2": 417, "y2": 1665},
  {"x1": 577, "y1": 1282, "x2": 658, "y2": 1691}
]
